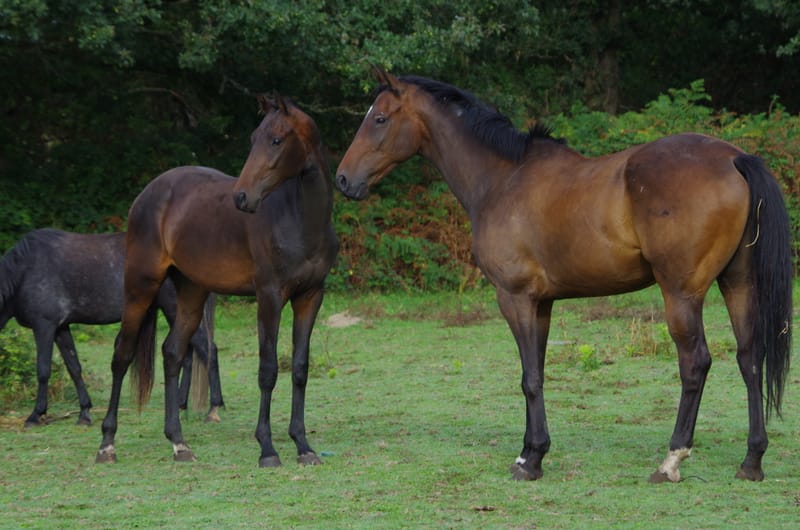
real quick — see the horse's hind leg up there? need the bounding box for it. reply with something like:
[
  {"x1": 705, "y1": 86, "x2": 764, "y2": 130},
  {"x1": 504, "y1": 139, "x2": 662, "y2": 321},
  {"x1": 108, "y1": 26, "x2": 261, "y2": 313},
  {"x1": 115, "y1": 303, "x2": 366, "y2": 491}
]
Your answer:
[
  {"x1": 161, "y1": 280, "x2": 208, "y2": 462},
  {"x1": 156, "y1": 279, "x2": 192, "y2": 412},
  {"x1": 289, "y1": 289, "x2": 325, "y2": 465},
  {"x1": 718, "y1": 264, "x2": 767, "y2": 481},
  {"x1": 96, "y1": 278, "x2": 162, "y2": 463},
  {"x1": 25, "y1": 324, "x2": 56, "y2": 427},
  {"x1": 54, "y1": 327, "x2": 93, "y2": 425},
  {"x1": 650, "y1": 292, "x2": 711, "y2": 483}
]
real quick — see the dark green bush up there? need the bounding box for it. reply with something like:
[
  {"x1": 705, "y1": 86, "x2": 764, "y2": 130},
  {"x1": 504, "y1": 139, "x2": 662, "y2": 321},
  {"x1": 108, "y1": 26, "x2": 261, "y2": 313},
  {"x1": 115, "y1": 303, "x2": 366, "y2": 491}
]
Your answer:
[{"x1": 0, "y1": 325, "x2": 66, "y2": 407}]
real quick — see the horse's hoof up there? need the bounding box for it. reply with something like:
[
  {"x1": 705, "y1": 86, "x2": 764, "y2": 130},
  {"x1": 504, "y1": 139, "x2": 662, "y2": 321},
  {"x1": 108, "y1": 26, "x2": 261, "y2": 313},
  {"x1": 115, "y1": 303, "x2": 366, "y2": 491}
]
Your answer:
[
  {"x1": 24, "y1": 415, "x2": 46, "y2": 428},
  {"x1": 259, "y1": 455, "x2": 282, "y2": 468},
  {"x1": 76, "y1": 415, "x2": 92, "y2": 426},
  {"x1": 173, "y1": 448, "x2": 196, "y2": 462},
  {"x1": 297, "y1": 452, "x2": 322, "y2": 466},
  {"x1": 735, "y1": 466, "x2": 764, "y2": 481},
  {"x1": 509, "y1": 462, "x2": 543, "y2": 481},
  {"x1": 648, "y1": 470, "x2": 677, "y2": 484},
  {"x1": 95, "y1": 447, "x2": 117, "y2": 464},
  {"x1": 204, "y1": 407, "x2": 221, "y2": 423}
]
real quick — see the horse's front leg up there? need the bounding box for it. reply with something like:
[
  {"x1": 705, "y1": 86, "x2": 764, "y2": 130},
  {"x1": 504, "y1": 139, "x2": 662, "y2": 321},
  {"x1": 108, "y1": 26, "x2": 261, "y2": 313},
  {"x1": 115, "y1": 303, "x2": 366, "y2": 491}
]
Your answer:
[
  {"x1": 288, "y1": 289, "x2": 325, "y2": 465},
  {"x1": 54, "y1": 327, "x2": 93, "y2": 425},
  {"x1": 25, "y1": 325, "x2": 56, "y2": 427},
  {"x1": 205, "y1": 340, "x2": 224, "y2": 423},
  {"x1": 255, "y1": 290, "x2": 284, "y2": 468},
  {"x1": 497, "y1": 289, "x2": 553, "y2": 481}
]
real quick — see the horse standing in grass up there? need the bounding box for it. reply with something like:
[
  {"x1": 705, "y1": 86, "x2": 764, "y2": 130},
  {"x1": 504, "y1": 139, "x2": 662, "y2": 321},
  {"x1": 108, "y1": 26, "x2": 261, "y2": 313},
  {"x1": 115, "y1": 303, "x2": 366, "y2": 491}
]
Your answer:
[
  {"x1": 0, "y1": 229, "x2": 221, "y2": 426},
  {"x1": 95, "y1": 94, "x2": 338, "y2": 467},
  {"x1": 335, "y1": 68, "x2": 792, "y2": 482}
]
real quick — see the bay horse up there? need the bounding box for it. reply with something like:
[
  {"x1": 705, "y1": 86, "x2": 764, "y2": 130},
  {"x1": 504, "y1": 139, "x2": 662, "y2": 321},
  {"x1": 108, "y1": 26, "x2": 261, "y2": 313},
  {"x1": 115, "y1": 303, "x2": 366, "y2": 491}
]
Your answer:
[
  {"x1": 0, "y1": 229, "x2": 221, "y2": 426},
  {"x1": 335, "y1": 67, "x2": 792, "y2": 482},
  {"x1": 95, "y1": 94, "x2": 338, "y2": 467}
]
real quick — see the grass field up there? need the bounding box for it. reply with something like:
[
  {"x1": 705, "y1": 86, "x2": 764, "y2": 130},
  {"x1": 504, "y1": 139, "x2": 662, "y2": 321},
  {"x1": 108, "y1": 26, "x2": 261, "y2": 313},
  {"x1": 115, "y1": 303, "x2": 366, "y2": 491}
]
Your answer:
[{"x1": 1, "y1": 286, "x2": 799, "y2": 528}]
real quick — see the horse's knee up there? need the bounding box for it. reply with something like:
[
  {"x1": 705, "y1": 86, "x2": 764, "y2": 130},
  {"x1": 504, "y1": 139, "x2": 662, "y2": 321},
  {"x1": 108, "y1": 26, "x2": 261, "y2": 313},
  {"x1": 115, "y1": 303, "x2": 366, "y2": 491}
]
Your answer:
[
  {"x1": 520, "y1": 372, "x2": 542, "y2": 398},
  {"x1": 292, "y1": 358, "x2": 309, "y2": 388},
  {"x1": 37, "y1": 366, "x2": 52, "y2": 384},
  {"x1": 258, "y1": 359, "x2": 278, "y2": 391}
]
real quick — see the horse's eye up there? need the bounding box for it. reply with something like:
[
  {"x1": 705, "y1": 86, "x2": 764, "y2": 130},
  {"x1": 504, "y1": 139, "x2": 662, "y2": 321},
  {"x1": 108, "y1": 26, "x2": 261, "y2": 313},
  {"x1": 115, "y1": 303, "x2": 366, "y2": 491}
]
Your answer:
[
  {"x1": 272, "y1": 137, "x2": 282, "y2": 146},
  {"x1": 375, "y1": 116, "x2": 387, "y2": 125}
]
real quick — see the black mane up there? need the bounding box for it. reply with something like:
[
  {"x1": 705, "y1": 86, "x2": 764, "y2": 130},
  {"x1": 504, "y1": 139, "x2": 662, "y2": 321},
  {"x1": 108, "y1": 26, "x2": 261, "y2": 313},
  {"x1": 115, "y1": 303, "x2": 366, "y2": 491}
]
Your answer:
[{"x1": 390, "y1": 75, "x2": 559, "y2": 162}]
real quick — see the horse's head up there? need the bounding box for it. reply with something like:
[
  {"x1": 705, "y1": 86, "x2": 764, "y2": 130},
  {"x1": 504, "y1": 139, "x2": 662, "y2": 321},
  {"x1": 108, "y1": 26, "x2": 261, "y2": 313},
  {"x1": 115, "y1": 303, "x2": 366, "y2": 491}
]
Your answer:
[
  {"x1": 336, "y1": 66, "x2": 424, "y2": 200},
  {"x1": 233, "y1": 94, "x2": 319, "y2": 213}
]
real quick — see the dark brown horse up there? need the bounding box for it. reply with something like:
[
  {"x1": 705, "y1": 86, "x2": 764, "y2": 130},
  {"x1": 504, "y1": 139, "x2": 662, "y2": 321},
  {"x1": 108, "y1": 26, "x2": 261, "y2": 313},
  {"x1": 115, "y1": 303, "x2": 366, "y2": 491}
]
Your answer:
[
  {"x1": 95, "y1": 94, "x2": 338, "y2": 466},
  {"x1": 336, "y1": 68, "x2": 792, "y2": 482}
]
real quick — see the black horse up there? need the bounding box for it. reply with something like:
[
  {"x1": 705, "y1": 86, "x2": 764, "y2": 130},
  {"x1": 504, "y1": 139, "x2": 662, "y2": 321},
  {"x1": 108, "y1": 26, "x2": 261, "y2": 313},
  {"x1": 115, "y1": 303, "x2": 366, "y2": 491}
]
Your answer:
[{"x1": 0, "y1": 229, "x2": 223, "y2": 426}]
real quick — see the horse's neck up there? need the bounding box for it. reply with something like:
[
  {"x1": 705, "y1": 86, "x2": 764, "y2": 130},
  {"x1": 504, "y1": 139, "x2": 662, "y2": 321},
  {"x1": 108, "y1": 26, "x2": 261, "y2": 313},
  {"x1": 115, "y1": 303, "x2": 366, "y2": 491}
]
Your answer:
[
  {"x1": 419, "y1": 111, "x2": 518, "y2": 217},
  {"x1": 296, "y1": 156, "x2": 333, "y2": 234}
]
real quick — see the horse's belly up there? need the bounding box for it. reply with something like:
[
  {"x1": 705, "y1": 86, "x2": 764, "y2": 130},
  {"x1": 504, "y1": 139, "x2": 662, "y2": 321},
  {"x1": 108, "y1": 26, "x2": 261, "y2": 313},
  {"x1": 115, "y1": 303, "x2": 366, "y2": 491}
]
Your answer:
[{"x1": 477, "y1": 239, "x2": 654, "y2": 298}]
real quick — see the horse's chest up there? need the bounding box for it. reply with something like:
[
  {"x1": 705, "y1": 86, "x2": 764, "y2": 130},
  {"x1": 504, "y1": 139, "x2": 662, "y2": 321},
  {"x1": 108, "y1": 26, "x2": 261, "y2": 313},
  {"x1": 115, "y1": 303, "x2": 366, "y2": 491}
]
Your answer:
[
  {"x1": 270, "y1": 234, "x2": 337, "y2": 287},
  {"x1": 471, "y1": 230, "x2": 546, "y2": 293}
]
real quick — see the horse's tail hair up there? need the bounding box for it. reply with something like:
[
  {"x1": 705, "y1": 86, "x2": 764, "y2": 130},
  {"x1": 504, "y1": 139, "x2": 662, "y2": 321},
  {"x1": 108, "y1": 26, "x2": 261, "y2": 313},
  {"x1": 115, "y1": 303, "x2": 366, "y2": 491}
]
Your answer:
[
  {"x1": 189, "y1": 295, "x2": 216, "y2": 411},
  {"x1": 0, "y1": 235, "x2": 33, "y2": 329},
  {"x1": 129, "y1": 303, "x2": 158, "y2": 410},
  {"x1": 734, "y1": 154, "x2": 793, "y2": 420}
]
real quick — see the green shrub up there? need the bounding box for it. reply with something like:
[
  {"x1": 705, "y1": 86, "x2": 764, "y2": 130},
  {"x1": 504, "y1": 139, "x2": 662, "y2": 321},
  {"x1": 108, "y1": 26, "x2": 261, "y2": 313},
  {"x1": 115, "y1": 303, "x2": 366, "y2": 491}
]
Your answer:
[
  {"x1": 0, "y1": 326, "x2": 37, "y2": 405},
  {"x1": 0, "y1": 325, "x2": 66, "y2": 406}
]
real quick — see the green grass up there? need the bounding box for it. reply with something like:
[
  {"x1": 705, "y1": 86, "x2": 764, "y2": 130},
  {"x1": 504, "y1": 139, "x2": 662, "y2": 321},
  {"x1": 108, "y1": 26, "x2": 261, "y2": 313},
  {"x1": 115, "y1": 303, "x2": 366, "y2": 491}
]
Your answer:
[{"x1": 1, "y1": 286, "x2": 799, "y2": 528}]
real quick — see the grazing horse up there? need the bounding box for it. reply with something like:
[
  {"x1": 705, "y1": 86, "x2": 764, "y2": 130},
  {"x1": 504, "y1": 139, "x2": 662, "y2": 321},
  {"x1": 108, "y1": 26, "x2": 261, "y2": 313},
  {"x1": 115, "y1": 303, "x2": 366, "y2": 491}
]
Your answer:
[
  {"x1": 335, "y1": 68, "x2": 792, "y2": 482},
  {"x1": 0, "y1": 229, "x2": 221, "y2": 426},
  {"x1": 95, "y1": 94, "x2": 338, "y2": 467}
]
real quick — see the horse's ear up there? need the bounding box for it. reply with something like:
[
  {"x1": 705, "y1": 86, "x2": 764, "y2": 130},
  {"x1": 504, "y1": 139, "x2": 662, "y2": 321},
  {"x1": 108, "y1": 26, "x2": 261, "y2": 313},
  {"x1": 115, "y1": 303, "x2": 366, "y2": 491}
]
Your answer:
[
  {"x1": 256, "y1": 93, "x2": 272, "y2": 114},
  {"x1": 273, "y1": 92, "x2": 290, "y2": 115},
  {"x1": 371, "y1": 64, "x2": 400, "y2": 92},
  {"x1": 371, "y1": 64, "x2": 388, "y2": 84}
]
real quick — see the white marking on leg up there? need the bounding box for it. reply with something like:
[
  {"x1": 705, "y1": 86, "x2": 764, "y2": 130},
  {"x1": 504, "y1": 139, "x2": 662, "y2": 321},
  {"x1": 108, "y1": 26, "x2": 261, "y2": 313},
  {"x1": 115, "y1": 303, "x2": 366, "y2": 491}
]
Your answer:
[
  {"x1": 515, "y1": 456, "x2": 527, "y2": 465},
  {"x1": 657, "y1": 447, "x2": 692, "y2": 482},
  {"x1": 98, "y1": 444, "x2": 116, "y2": 457},
  {"x1": 173, "y1": 442, "x2": 191, "y2": 455}
]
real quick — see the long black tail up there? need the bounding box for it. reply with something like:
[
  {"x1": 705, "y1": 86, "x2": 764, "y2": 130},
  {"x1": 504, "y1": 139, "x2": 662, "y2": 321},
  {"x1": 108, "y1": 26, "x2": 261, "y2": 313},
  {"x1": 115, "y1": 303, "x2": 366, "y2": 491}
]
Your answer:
[
  {"x1": 0, "y1": 235, "x2": 33, "y2": 330},
  {"x1": 129, "y1": 303, "x2": 158, "y2": 409},
  {"x1": 734, "y1": 154, "x2": 793, "y2": 419}
]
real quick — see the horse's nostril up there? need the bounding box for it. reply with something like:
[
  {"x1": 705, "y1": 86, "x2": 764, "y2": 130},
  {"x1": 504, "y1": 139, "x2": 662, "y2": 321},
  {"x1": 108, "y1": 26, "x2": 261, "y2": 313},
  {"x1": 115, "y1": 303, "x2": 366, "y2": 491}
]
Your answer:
[
  {"x1": 234, "y1": 191, "x2": 247, "y2": 209},
  {"x1": 336, "y1": 174, "x2": 348, "y2": 191}
]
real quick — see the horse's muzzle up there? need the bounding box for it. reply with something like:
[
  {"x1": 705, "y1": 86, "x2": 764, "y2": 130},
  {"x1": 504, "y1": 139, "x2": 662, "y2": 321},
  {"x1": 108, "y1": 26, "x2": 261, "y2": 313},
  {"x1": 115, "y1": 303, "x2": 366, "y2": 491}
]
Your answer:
[
  {"x1": 233, "y1": 191, "x2": 259, "y2": 213},
  {"x1": 335, "y1": 174, "x2": 368, "y2": 200}
]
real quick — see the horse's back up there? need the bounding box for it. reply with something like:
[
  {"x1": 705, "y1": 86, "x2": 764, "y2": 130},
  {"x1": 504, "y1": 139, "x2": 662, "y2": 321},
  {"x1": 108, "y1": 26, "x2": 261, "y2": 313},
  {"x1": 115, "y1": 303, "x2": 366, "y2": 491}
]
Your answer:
[
  {"x1": 4, "y1": 229, "x2": 126, "y2": 326},
  {"x1": 477, "y1": 133, "x2": 753, "y2": 298},
  {"x1": 127, "y1": 166, "x2": 261, "y2": 294}
]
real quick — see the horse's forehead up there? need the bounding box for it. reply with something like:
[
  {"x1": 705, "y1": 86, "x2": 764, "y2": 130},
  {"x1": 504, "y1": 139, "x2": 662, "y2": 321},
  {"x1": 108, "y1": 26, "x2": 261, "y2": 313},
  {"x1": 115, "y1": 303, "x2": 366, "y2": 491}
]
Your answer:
[
  {"x1": 371, "y1": 91, "x2": 404, "y2": 115},
  {"x1": 257, "y1": 108, "x2": 312, "y2": 137}
]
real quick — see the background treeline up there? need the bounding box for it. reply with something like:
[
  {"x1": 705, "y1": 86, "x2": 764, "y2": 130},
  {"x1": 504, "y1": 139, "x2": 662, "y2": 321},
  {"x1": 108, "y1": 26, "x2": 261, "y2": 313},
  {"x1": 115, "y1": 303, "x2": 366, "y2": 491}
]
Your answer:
[{"x1": 2, "y1": 0, "x2": 800, "y2": 291}]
